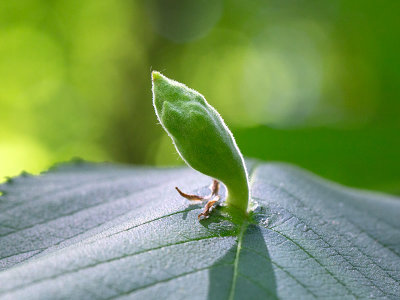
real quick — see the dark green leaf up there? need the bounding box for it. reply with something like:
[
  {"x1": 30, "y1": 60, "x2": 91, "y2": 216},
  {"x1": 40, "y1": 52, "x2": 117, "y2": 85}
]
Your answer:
[{"x1": 0, "y1": 161, "x2": 399, "y2": 299}]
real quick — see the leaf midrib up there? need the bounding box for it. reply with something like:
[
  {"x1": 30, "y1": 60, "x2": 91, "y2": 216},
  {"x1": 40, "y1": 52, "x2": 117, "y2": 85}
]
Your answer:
[
  {"x1": 228, "y1": 221, "x2": 247, "y2": 300},
  {"x1": 228, "y1": 162, "x2": 261, "y2": 300}
]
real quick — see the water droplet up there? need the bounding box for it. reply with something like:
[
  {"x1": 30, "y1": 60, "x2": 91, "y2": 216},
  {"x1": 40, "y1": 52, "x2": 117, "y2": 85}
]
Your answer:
[{"x1": 262, "y1": 218, "x2": 270, "y2": 228}]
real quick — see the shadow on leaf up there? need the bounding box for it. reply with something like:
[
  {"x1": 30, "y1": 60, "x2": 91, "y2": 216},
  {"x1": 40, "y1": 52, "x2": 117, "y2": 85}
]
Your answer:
[{"x1": 207, "y1": 224, "x2": 277, "y2": 299}]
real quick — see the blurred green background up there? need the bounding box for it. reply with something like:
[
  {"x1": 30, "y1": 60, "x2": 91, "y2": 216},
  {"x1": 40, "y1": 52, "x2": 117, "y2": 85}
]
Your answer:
[{"x1": 1, "y1": 0, "x2": 399, "y2": 194}]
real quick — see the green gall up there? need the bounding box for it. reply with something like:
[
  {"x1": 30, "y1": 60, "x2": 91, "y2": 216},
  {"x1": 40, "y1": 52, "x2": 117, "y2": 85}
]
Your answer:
[{"x1": 151, "y1": 71, "x2": 250, "y2": 215}]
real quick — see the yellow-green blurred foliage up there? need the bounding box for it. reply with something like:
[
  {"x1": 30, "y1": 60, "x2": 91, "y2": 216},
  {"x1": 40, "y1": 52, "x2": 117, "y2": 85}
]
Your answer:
[{"x1": 1, "y1": 0, "x2": 399, "y2": 193}]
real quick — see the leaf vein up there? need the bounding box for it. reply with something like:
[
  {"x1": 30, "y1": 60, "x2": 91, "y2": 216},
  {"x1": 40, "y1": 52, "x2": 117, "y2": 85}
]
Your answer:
[
  {"x1": 268, "y1": 227, "x2": 359, "y2": 298},
  {"x1": 243, "y1": 246, "x2": 318, "y2": 298},
  {"x1": 0, "y1": 235, "x2": 230, "y2": 296}
]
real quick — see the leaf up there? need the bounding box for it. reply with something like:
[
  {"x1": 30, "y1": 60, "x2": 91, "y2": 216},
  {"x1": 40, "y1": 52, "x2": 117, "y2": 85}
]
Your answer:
[{"x1": 0, "y1": 161, "x2": 399, "y2": 299}]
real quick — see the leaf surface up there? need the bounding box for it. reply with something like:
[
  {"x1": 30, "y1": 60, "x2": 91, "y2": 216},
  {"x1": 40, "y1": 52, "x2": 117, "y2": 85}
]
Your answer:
[{"x1": 0, "y1": 161, "x2": 399, "y2": 299}]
